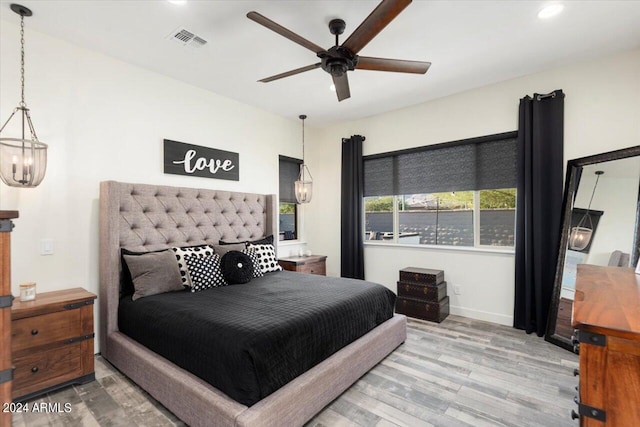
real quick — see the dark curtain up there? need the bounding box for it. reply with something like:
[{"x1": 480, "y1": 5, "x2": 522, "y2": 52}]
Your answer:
[
  {"x1": 341, "y1": 135, "x2": 365, "y2": 279},
  {"x1": 514, "y1": 89, "x2": 564, "y2": 336}
]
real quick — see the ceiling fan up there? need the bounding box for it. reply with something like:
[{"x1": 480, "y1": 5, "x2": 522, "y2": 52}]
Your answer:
[{"x1": 247, "y1": 0, "x2": 431, "y2": 102}]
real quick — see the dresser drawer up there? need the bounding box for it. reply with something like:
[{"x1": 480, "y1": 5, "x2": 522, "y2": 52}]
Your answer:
[
  {"x1": 298, "y1": 261, "x2": 326, "y2": 276},
  {"x1": 13, "y1": 342, "x2": 83, "y2": 397},
  {"x1": 12, "y1": 309, "x2": 81, "y2": 353}
]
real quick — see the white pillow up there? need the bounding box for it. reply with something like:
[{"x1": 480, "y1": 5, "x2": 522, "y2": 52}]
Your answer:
[
  {"x1": 247, "y1": 244, "x2": 282, "y2": 273},
  {"x1": 172, "y1": 245, "x2": 215, "y2": 288}
]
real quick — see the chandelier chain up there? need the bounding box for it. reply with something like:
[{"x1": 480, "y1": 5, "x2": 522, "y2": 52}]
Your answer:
[{"x1": 20, "y1": 14, "x2": 26, "y2": 107}]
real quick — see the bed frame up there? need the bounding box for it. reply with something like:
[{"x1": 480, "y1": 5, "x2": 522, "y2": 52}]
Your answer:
[{"x1": 99, "y1": 180, "x2": 406, "y2": 427}]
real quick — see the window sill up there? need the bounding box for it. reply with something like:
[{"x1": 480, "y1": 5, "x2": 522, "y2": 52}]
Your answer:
[
  {"x1": 278, "y1": 240, "x2": 307, "y2": 246},
  {"x1": 364, "y1": 241, "x2": 515, "y2": 255}
]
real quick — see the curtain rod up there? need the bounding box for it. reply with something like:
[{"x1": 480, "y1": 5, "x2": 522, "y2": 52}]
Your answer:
[{"x1": 536, "y1": 91, "x2": 557, "y2": 101}]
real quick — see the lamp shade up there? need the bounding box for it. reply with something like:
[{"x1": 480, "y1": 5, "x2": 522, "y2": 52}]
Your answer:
[
  {"x1": 295, "y1": 164, "x2": 313, "y2": 203},
  {"x1": 569, "y1": 226, "x2": 592, "y2": 251},
  {"x1": 0, "y1": 137, "x2": 47, "y2": 187}
]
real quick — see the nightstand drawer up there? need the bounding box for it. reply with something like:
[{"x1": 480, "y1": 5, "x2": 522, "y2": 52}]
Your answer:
[
  {"x1": 298, "y1": 261, "x2": 326, "y2": 276},
  {"x1": 13, "y1": 342, "x2": 83, "y2": 397},
  {"x1": 278, "y1": 255, "x2": 327, "y2": 276},
  {"x1": 12, "y1": 309, "x2": 82, "y2": 353}
]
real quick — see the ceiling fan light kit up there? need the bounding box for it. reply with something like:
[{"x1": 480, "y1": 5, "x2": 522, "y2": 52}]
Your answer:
[{"x1": 247, "y1": 0, "x2": 430, "y2": 102}]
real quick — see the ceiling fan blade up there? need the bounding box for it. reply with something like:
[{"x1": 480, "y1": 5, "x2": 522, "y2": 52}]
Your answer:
[
  {"x1": 356, "y1": 56, "x2": 431, "y2": 74},
  {"x1": 258, "y1": 63, "x2": 322, "y2": 83},
  {"x1": 247, "y1": 11, "x2": 326, "y2": 54},
  {"x1": 341, "y1": 0, "x2": 412, "y2": 55},
  {"x1": 332, "y1": 74, "x2": 351, "y2": 102}
]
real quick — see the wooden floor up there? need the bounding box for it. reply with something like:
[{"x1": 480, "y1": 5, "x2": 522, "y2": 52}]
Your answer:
[{"x1": 11, "y1": 316, "x2": 578, "y2": 427}]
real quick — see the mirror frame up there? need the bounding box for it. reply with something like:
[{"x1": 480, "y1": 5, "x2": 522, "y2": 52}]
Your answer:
[{"x1": 545, "y1": 145, "x2": 640, "y2": 351}]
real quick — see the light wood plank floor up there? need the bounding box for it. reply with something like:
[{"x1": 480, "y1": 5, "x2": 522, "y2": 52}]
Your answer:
[{"x1": 11, "y1": 316, "x2": 578, "y2": 427}]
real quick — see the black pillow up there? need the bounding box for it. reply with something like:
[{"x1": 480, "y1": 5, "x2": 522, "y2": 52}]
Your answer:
[
  {"x1": 220, "y1": 251, "x2": 254, "y2": 284},
  {"x1": 219, "y1": 235, "x2": 274, "y2": 246}
]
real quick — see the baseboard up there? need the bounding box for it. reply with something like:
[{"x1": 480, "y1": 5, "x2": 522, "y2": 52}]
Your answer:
[{"x1": 450, "y1": 305, "x2": 513, "y2": 326}]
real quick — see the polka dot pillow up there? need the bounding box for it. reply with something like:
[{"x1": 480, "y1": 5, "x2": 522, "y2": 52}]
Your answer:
[
  {"x1": 172, "y1": 245, "x2": 215, "y2": 289},
  {"x1": 184, "y1": 253, "x2": 227, "y2": 292},
  {"x1": 247, "y1": 244, "x2": 282, "y2": 274},
  {"x1": 242, "y1": 247, "x2": 264, "y2": 278}
]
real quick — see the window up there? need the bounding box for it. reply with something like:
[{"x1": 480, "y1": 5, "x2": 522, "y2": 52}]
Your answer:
[
  {"x1": 279, "y1": 156, "x2": 302, "y2": 241},
  {"x1": 363, "y1": 132, "x2": 517, "y2": 248}
]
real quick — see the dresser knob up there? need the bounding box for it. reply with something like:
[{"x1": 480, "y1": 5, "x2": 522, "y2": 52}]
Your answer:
[
  {"x1": 571, "y1": 410, "x2": 580, "y2": 420},
  {"x1": 31, "y1": 366, "x2": 39, "y2": 373},
  {"x1": 31, "y1": 329, "x2": 38, "y2": 335}
]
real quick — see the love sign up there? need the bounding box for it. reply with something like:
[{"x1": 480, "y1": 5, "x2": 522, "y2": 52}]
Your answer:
[{"x1": 163, "y1": 139, "x2": 239, "y2": 181}]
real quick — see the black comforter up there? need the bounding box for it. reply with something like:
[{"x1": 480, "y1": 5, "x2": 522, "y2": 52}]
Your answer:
[{"x1": 118, "y1": 270, "x2": 395, "y2": 406}]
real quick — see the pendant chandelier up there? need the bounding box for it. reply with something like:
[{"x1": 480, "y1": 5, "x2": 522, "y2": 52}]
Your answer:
[
  {"x1": 569, "y1": 170, "x2": 604, "y2": 251},
  {"x1": 0, "y1": 4, "x2": 47, "y2": 188},
  {"x1": 294, "y1": 114, "x2": 313, "y2": 204}
]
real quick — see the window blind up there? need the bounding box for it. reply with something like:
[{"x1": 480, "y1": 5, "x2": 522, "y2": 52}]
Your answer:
[
  {"x1": 279, "y1": 156, "x2": 302, "y2": 203},
  {"x1": 364, "y1": 132, "x2": 517, "y2": 197}
]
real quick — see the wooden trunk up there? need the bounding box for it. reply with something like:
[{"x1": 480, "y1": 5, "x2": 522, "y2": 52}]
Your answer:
[
  {"x1": 397, "y1": 281, "x2": 447, "y2": 302},
  {"x1": 399, "y1": 267, "x2": 444, "y2": 286},
  {"x1": 573, "y1": 265, "x2": 640, "y2": 426},
  {"x1": 11, "y1": 288, "x2": 96, "y2": 401},
  {"x1": 395, "y1": 296, "x2": 450, "y2": 323}
]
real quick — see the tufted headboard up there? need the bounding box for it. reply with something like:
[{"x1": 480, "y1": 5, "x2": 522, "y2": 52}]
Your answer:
[{"x1": 98, "y1": 181, "x2": 277, "y2": 358}]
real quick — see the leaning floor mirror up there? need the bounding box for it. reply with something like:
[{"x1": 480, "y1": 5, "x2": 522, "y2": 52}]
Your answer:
[{"x1": 545, "y1": 145, "x2": 640, "y2": 351}]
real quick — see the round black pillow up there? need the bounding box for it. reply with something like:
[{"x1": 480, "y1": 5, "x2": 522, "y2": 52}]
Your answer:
[{"x1": 220, "y1": 250, "x2": 253, "y2": 284}]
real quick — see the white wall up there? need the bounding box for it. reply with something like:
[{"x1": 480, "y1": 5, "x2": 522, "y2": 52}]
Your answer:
[
  {"x1": 306, "y1": 48, "x2": 640, "y2": 325},
  {"x1": 1, "y1": 19, "x2": 639, "y2": 336},
  {"x1": 0, "y1": 22, "x2": 308, "y2": 350}
]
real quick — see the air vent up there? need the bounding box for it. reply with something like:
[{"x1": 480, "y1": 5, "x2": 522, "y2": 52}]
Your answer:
[{"x1": 167, "y1": 27, "x2": 208, "y2": 48}]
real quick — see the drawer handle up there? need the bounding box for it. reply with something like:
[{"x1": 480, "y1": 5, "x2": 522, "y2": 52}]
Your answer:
[
  {"x1": 31, "y1": 367, "x2": 39, "y2": 373},
  {"x1": 31, "y1": 329, "x2": 38, "y2": 336}
]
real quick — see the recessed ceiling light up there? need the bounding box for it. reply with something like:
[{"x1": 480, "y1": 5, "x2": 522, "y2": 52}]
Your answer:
[
  {"x1": 329, "y1": 84, "x2": 336, "y2": 92},
  {"x1": 538, "y1": 4, "x2": 564, "y2": 19},
  {"x1": 167, "y1": 0, "x2": 187, "y2": 5}
]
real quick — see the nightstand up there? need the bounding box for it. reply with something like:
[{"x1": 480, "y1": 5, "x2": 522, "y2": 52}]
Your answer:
[
  {"x1": 278, "y1": 255, "x2": 327, "y2": 276},
  {"x1": 11, "y1": 287, "x2": 96, "y2": 401}
]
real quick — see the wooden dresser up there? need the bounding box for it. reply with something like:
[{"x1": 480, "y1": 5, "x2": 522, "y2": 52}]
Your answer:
[
  {"x1": 278, "y1": 255, "x2": 327, "y2": 276},
  {"x1": 11, "y1": 288, "x2": 96, "y2": 401},
  {"x1": 1, "y1": 211, "x2": 18, "y2": 426},
  {"x1": 572, "y1": 265, "x2": 640, "y2": 426}
]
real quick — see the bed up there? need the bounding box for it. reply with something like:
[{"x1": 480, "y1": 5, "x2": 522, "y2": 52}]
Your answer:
[{"x1": 99, "y1": 180, "x2": 406, "y2": 427}]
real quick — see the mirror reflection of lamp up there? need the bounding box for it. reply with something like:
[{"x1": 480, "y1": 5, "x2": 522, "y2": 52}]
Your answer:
[{"x1": 569, "y1": 170, "x2": 604, "y2": 251}]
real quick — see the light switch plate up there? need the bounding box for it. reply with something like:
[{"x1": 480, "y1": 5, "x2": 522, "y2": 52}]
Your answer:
[{"x1": 40, "y1": 239, "x2": 54, "y2": 255}]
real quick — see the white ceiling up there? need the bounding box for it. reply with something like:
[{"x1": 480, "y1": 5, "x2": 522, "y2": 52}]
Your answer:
[{"x1": 1, "y1": 0, "x2": 639, "y2": 126}]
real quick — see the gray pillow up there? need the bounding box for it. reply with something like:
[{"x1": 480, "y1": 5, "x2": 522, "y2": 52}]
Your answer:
[
  {"x1": 213, "y1": 243, "x2": 246, "y2": 256},
  {"x1": 123, "y1": 250, "x2": 184, "y2": 301}
]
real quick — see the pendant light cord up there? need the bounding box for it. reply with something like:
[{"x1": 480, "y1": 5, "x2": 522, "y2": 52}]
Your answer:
[
  {"x1": 20, "y1": 14, "x2": 26, "y2": 108},
  {"x1": 585, "y1": 172, "x2": 602, "y2": 213},
  {"x1": 577, "y1": 171, "x2": 603, "y2": 230}
]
